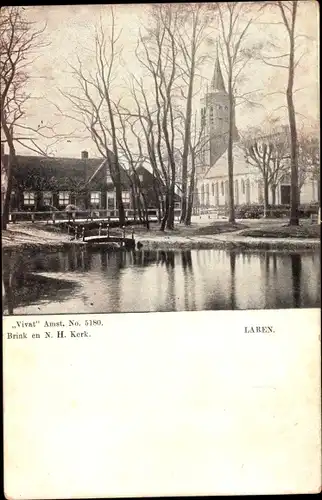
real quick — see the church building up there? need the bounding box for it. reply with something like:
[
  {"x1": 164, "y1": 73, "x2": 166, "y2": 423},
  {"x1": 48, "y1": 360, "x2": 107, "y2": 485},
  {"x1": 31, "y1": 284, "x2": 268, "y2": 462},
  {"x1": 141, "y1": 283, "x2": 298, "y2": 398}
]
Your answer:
[{"x1": 194, "y1": 55, "x2": 319, "y2": 210}]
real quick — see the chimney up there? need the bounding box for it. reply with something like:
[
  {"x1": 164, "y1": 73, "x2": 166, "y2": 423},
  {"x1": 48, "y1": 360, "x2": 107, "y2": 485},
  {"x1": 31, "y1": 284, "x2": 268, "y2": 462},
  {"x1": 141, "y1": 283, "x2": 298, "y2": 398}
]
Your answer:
[{"x1": 81, "y1": 150, "x2": 89, "y2": 160}]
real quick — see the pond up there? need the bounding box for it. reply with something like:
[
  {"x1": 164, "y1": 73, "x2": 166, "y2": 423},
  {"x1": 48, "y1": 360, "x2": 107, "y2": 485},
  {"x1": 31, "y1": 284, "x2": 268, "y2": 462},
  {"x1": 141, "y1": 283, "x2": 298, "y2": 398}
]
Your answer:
[{"x1": 2, "y1": 246, "x2": 320, "y2": 315}]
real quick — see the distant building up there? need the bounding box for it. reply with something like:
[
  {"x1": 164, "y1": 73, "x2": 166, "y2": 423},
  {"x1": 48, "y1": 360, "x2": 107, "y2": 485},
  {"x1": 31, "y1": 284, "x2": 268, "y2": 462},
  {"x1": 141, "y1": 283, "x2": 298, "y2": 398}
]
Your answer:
[
  {"x1": 1, "y1": 148, "x2": 180, "y2": 212},
  {"x1": 195, "y1": 54, "x2": 319, "y2": 209}
]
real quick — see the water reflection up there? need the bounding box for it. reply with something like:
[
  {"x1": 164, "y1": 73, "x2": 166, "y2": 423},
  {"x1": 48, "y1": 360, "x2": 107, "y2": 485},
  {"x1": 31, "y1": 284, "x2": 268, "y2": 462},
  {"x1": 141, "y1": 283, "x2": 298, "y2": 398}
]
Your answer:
[
  {"x1": 230, "y1": 253, "x2": 236, "y2": 310},
  {"x1": 291, "y1": 254, "x2": 302, "y2": 308},
  {"x1": 2, "y1": 246, "x2": 320, "y2": 315}
]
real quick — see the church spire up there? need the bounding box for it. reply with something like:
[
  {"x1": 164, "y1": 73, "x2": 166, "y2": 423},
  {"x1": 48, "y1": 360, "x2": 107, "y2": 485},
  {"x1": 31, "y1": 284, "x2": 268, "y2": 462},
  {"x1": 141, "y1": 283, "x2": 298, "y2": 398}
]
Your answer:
[{"x1": 211, "y1": 43, "x2": 226, "y2": 93}]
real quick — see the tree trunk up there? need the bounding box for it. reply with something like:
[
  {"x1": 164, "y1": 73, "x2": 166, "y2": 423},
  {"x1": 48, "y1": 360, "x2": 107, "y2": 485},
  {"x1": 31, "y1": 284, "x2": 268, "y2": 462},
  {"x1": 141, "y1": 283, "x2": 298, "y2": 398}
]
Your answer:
[
  {"x1": 109, "y1": 160, "x2": 125, "y2": 226},
  {"x1": 227, "y1": 87, "x2": 235, "y2": 223},
  {"x1": 166, "y1": 180, "x2": 175, "y2": 229},
  {"x1": 287, "y1": 4, "x2": 299, "y2": 226},
  {"x1": 185, "y1": 151, "x2": 196, "y2": 226},
  {"x1": 271, "y1": 185, "x2": 276, "y2": 206},
  {"x1": 317, "y1": 180, "x2": 320, "y2": 204},
  {"x1": 1, "y1": 127, "x2": 17, "y2": 230},
  {"x1": 180, "y1": 50, "x2": 195, "y2": 223},
  {"x1": 114, "y1": 181, "x2": 125, "y2": 226},
  {"x1": 142, "y1": 195, "x2": 150, "y2": 230},
  {"x1": 2, "y1": 163, "x2": 13, "y2": 230},
  {"x1": 263, "y1": 177, "x2": 269, "y2": 218},
  {"x1": 160, "y1": 195, "x2": 169, "y2": 231}
]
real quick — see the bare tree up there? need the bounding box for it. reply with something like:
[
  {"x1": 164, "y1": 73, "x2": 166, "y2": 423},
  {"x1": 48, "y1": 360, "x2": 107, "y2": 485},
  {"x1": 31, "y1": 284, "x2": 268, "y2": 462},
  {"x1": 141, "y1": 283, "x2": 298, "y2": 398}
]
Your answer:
[
  {"x1": 56, "y1": 8, "x2": 126, "y2": 225},
  {"x1": 298, "y1": 127, "x2": 320, "y2": 202},
  {"x1": 175, "y1": 108, "x2": 210, "y2": 225},
  {"x1": 172, "y1": 4, "x2": 214, "y2": 224},
  {"x1": 268, "y1": 129, "x2": 290, "y2": 205},
  {"x1": 134, "y1": 5, "x2": 181, "y2": 230},
  {"x1": 258, "y1": 1, "x2": 308, "y2": 225},
  {"x1": 216, "y1": 2, "x2": 258, "y2": 223},
  {"x1": 124, "y1": 76, "x2": 168, "y2": 226},
  {"x1": 241, "y1": 125, "x2": 290, "y2": 215},
  {"x1": 114, "y1": 106, "x2": 151, "y2": 228},
  {"x1": 0, "y1": 6, "x2": 55, "y2": 229}
]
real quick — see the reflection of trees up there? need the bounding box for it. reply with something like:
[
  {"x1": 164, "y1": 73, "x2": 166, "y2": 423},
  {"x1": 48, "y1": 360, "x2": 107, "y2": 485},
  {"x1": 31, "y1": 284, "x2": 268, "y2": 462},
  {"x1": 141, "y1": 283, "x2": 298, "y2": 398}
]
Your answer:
[
  {"x1": 3, "y1": 271, "x2": 14, "y2": 315},
  {"x1": 181, "y1": 251, "x2": 192, "y2": 272},
  {"x1": 230, "y1": 252, "x2": 236, "y2": 309},
  {"x1": 181, "y1": 251, "x2": 195, "y2": 310},
  {"x1": 100, "y1": 251, "x2": 108, "y2": 269},
  {"x1": 272, "y1": 254, "x2": 277, "y2": 275},
  {"x1": 291, "y1": 253, "x2": 302, "y2": 308},
  {"x1": 2, "y1": 245, "x2": 316, "y2": 314},
  {"x1": 67, "y1": 248, "x2": 76, "y2": 271},
  {"x1": 159, "y1": 251, "x2": 175, "y2": 269},
  {"x1": 3, "y1": 272, "x2": 79, "y2": 315}
]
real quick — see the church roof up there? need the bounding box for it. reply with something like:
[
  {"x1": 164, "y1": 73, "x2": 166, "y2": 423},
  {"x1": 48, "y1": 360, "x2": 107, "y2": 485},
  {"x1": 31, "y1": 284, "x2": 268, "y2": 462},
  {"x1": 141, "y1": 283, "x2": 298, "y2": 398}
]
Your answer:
[
  {"x1": 211, "y1": 56, "x2": 226, "y2": 93},
  {"x1": 204, "y1": 144, "x2": 259, "y2": 179}
]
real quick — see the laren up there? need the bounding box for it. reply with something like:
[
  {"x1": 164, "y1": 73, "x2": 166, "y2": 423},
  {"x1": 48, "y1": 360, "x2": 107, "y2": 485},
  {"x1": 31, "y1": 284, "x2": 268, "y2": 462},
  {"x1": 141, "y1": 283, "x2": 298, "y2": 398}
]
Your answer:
[
  {"x1": 245, "y1": 326, "x2": 274, "y2": 333},
  {"x1": 16, "y1": 320, "x2": 36, "y2": 328}
]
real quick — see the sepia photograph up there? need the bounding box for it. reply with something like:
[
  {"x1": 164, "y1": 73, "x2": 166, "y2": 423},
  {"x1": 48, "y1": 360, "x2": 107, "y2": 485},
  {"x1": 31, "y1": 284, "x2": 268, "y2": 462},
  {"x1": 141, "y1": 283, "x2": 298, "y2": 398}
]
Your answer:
[
  {"x1": 2, "y1": 4, "x2": 321, "y2": 499},
  {"x1": 1, "y1": 2, "x2": 320, "y2": 315}
]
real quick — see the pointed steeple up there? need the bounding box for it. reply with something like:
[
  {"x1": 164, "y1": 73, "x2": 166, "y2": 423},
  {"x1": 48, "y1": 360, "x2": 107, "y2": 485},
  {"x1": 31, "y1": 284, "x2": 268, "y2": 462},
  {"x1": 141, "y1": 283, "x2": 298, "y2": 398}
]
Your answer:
[{"x1": 211, "y1": 43, "x2": 226, "y2": 93}]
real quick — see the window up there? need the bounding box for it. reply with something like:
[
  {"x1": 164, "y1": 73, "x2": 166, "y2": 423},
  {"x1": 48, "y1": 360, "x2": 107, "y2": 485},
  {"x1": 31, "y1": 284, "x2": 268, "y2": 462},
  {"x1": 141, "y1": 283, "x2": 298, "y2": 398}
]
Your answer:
[
  {"x1": 241, "y1": 180, "x2": 245, "y2": 194},
  {"x1": 200, "y1": 184, "x2": 205, "y2": 206},
  {"x1": 235, "y1": 179, "x2": 239, "y2": 204},
  {"x1": 224, "y1": 105, "x2": 228, "y2": 110},
  {"x1": 90, "y1": 191, "x2": 101, "y2": 206},
  {"x1": 122, "y1": 191, "x2": 131, "y2": 207},
  {"x1": 205, "y1": 184, "x2": 210, "y2": 206},
  {"x1": 23, "y1": 191, "x2": 35, "y2": 206},
  {"x1": 58, "y1": 191, "x2": 70, "y2": 206},
  {"x1": 200, "y1": 147, "x2": 206, "y2": 164},
  {"x1": 43, "y1": 191, "x2": 53, "y2": 205},
  {"x1": 201, "y1": 107, "x2": 206, "y2": 127},
  {"x1": 221, "y1": 181, "x2": 224, "y2": 196},
  {"x1": 210, "y1": 106, "x2": 214, "y2": 125},
  {"x1": 212, "y1": 183, "x2": 215, "y2": 196},
  {"x1": 215, "y1": 183, "x2": 219, "y2": 205},
  {"x1": 224, "y1": 181, "x2": 228, "y2": 202},
  {"x1": 138, "y1": 174, "x2": 144, "y2": 183},
  {"x1": 107, "y1": 195, "x2": 115, "y2": 210}
]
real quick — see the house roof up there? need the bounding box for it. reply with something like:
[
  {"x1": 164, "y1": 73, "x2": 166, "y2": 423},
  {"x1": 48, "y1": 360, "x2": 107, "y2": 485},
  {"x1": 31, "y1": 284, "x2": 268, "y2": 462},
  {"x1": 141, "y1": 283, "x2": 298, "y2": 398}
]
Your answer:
[
  {"x1": 4, "y1": 154, "x2": 103, "y2": 188},
  {"x1": 2, "y1": 151, "x2": 131, "y2": 190},
  {"x1": 204, "y1": 143, "x2": 259, "y2": 179}
]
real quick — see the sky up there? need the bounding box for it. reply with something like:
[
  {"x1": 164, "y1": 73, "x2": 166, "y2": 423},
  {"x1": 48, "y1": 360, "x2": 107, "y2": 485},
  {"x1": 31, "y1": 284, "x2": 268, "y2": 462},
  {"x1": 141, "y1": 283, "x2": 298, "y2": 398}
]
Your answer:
[{"x1": 10, "y1": 2, "x2": 320, "y2": 158}]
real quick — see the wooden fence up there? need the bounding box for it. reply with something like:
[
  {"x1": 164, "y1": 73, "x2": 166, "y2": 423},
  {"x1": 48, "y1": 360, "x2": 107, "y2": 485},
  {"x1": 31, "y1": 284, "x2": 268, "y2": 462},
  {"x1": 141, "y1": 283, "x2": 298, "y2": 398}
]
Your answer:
[{"x1": 8, "y1": 208, "x2": 182, "y2": 224}]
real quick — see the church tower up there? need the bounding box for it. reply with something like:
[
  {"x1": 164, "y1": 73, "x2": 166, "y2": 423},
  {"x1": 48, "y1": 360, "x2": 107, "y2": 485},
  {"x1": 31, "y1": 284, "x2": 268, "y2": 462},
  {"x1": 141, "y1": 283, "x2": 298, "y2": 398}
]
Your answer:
[{"x1": 198, "y1": 49, "x2": 238, "y2": 172}]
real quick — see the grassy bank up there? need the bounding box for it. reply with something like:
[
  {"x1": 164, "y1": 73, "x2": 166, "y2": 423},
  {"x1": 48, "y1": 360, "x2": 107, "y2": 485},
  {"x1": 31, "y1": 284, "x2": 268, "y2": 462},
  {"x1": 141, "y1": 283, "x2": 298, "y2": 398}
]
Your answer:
[
  {"x1": 2, "y1": 220, "x2": 320, "y2": 252},
  {"x1": 2, "y1": 224, "x2": 84, "y2": 252},
  {"x1": 239, "y1": 224, "x2": 320, "y2": 239}
]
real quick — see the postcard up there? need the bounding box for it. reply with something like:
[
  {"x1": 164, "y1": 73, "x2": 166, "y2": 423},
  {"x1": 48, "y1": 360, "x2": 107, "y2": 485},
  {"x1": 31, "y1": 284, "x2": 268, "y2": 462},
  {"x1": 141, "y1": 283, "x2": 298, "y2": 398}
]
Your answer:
[{"x1": 2, "y1": 2, "x2": 321, "y2": 498}]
